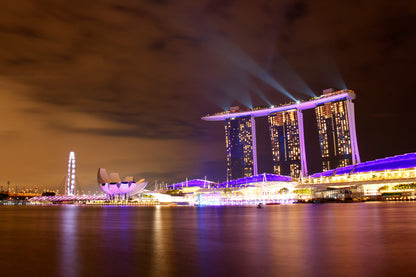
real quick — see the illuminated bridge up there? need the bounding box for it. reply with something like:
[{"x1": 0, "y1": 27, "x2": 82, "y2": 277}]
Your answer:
[
  {"x1": 202, "y1": 89, "x2": 360, "y2": 179},
  {"x1": 29, "y1": 194, "x2": 107, "y2": 203}
]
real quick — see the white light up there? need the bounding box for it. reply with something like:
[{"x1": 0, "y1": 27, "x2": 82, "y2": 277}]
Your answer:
[{"x1": 66, "y1": 152, "x2": 76, "y2": 195}]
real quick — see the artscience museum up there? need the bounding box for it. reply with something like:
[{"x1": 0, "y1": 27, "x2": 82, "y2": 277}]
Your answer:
[{"x1": 97, "y1": 168, "x2": 147, "y2": 199}]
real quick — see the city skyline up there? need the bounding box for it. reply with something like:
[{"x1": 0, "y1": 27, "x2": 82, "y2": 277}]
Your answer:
[{"x1": 0, "y1": 0, "x2": 414, "y2": 191}]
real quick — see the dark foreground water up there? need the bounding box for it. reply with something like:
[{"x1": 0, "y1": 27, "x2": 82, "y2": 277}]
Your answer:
[{"x1": 1, "y1": 202, "x2": 416, "y2": 277}]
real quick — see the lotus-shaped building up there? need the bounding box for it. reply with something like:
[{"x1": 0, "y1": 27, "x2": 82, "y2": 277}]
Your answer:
[{"x1": 97, "y1": 168, "x2": 147, "y2": 197}]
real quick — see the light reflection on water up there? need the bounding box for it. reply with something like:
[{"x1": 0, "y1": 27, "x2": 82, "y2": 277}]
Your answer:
[
  {"x1": 60, "y1": 205, "x2": 79, "y2": 277},
  {"x1": 1, "y1": 202, "x2": 416, "y2": 277}
]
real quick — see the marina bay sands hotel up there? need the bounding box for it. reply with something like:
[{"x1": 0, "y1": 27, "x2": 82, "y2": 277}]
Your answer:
[{"x1": 202, "y1": 89, "x2": 360, "y2": 180}]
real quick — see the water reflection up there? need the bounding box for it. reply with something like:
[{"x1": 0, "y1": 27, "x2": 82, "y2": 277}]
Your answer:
[
  {"x1": 196, "y1": 207, "x2": 223, "y2": 276},
  {"x1": 60, "y1": 205, "x2": 79, "y2": 277},
  {"x1": 2, "y1": 203, "x2": 416, "y2": 277},
  {"x1": 152, "y1": 206, "x2": 169, "y2": 277}
]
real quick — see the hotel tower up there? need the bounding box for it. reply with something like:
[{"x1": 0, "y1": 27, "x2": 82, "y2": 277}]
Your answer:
[
  {"x1": 315, "y1": 89, "x2": 360, "y2": 171},
  {"x1": 203, "y1": 89, "x2": 360, "y2": 179},
  {"x1": 224, "y1": 113, "x2": 257, "y2": 180},
  {"x1": 268, "y1": 110, "x2": 302, "y2": 178}
]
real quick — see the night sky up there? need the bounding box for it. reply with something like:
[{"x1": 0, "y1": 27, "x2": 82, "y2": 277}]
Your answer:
[{"x1": 0, "y1": 0, "x2": 414, "y2": 192}]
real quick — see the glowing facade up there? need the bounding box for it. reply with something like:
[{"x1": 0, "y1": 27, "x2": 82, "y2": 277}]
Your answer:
[
  {"x1": 224, "y1": 115, "x2": 257, "y2": 180},
  {"x1": 97, "y1": 168, "x2": 147, "y2": 198},
  {"x1": 203, "y1": 89, "x2": 359, "y2": 178},
  {"x1": 315, "y1": 90, "x2": 360, "y2": 171},
  {"x1": 304, "y1": 153, "x2": 416, "y2": 195},
  {"x1": 66, "y1": 151, "x2": 76, "y2": 195},
  {"x1": 172, "y1": 153, "x2": 416, "y2": 206},
  {"x1": 167, "y1": 179, "x2": 216, "y2": 190},
  {"x1": 268, "y1": 110, "x2": 302, "y2": 177}
]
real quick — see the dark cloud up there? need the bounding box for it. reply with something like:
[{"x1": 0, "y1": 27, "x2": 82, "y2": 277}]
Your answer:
[
  {"x1": 147, "y1": 0, "x2": 170, "y2": 5},
  {"x1": 0, "y1": 25, "x2": 45, "y2": 39},
  {"x1": 284, "y1": 0, "x2": 308, "y2": 25},
  {"x1": 111, "y1": 4, "x2": 149, "y2": 17},
  {"x1": 148, "y1": 34, "x2": 201, "y2": 52},
  {"x1": 205, "y1": 0, "x2": 236, "y2": 18},
  {"x1": 49, "y1": 117, "x2": 205, "y2": 140},
  {"x1": 368, "y1": 113, "x2": 397, "y2": 119},
  {"x1": 4, "y1": 58, "x2": 38, "y2": 66},
  {"x1": 377, "y1": 13, "x2": 415, "y2": 55}
]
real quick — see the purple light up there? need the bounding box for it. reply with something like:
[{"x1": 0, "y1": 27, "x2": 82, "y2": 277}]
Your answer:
[
  {"x1": 169, "y1": 174, "x2": 292, "y2": 190},
  {"x1": 29, "y1": 195, "x2": 107, "y2": 202},
  {"x1": 202, "y1": 90, "x2": 356, "y2": 121},
  {"x1": 310, "y1": 153, "x2": 416, "y2": 177},
  {"x1": 100, "y1": 181, "x2": 147, "y2": 196},
  {"x1": 97, "y1": 168, "x2": 147, "y2": 196},
  {"x1": 168, "y1": 179, "x2": 216, "y2": 189},
  {"x1": 100, "y1": 184, "x2": 113, "y2": 195},
  {"x1": 353, "y1": 153, "x2": 416, "y2": 174}
]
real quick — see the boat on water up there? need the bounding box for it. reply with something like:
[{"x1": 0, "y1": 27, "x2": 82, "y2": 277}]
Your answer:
[
  {"x1": 257, "y1": 203, "x2": 264, "y2": 209},
  {"x1": 266, "y1": 202, "x2": 280, "y2": 206}
]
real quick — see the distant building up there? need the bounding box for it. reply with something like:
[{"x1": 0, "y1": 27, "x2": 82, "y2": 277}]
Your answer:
[
  {"x1": 268, "y1": 110, "x2": 301, "y2": 178},
  {"x1": 315, "y1": 90, "x2": 360, "y2": 171},
  {"x1": 224, "y1": 115, "x2": 256, "y2": 180}
]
